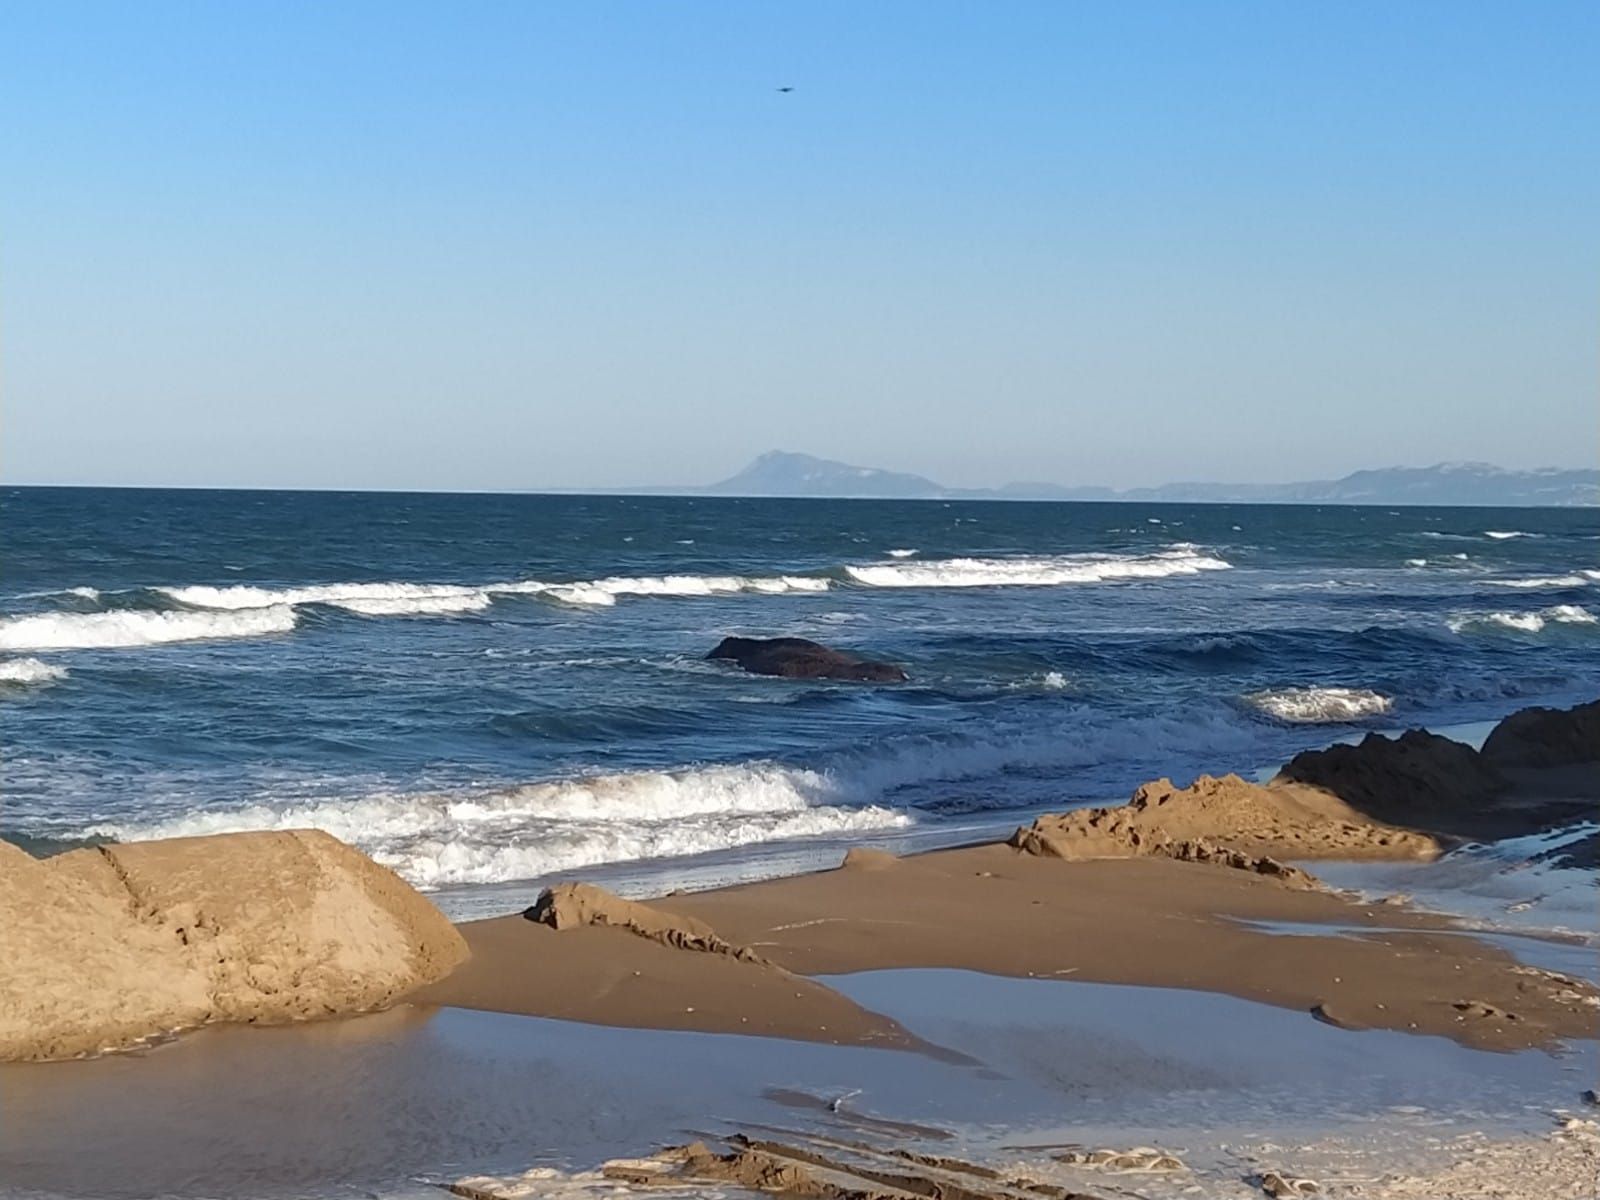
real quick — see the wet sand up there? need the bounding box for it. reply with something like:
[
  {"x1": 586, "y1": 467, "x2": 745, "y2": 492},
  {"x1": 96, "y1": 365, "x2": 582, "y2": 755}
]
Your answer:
[
  {"x1": 4, "y1": 964, "x2": 1591, "y2": 1199},
  {"x1": 423, "y1": 840, "x2": 1598, "y2": 1053}
]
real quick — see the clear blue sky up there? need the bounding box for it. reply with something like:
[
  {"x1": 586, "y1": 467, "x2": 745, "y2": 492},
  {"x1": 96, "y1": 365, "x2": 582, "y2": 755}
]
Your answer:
[{"x1": 3, "y1": 2, "x2": 1595, "y2": 490}]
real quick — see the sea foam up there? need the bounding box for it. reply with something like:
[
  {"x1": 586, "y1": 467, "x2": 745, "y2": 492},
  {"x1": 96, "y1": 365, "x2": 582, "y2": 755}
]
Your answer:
[
  {"x1": 0, "y1": 657, "x2": 68, "y2": 685},
  {"x1": 1244, "y1": 686, "x2": 1393, "y2": 723},
  {"x1": 1485, "y1": 576, "x2": 1591, "y2": 589},
  {"x1": 82, "y1": 760, "x2": 913, "y2": 888},
  {"x1": 0, "y1": 606, "x2": 298, "y2": 651},
  {"x1": 161, "y1": 582, "x2": 492, "y2": 616},
  {"x1": 78, "y1": 704, "x2": 1278, "y2": 889},
  {"x1": 1448, "y1": 606, "x2": 1598, "y2": 634},
  {"x1": 844, "y1": 546, "x2": 1230, "y2": 589}
]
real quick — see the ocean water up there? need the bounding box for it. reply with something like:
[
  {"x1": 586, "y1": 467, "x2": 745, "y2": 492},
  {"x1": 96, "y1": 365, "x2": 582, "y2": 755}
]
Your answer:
[{"x1": 2, "y1": 487, "x2": 1596, "y2": 902}]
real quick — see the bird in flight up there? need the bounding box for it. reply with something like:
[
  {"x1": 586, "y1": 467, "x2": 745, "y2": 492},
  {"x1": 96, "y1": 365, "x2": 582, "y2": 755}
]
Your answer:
[{"x1": 776, "y1": 86, "x2": 794, "y2": 92}]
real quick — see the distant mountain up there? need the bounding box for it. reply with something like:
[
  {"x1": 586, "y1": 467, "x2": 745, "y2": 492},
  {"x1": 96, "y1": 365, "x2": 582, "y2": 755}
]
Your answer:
[
  {"x1": 705, "y1": 451, "x2": 949, "y2": 499},
  {"x1": 692, "y1": 452, "x2": 1598, "y2": 506}
]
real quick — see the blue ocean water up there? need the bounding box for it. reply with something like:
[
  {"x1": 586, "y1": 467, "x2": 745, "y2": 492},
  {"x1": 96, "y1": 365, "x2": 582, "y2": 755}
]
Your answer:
[{"x1": 2, "y1": 487, "x2": 1596, "y2": 899}]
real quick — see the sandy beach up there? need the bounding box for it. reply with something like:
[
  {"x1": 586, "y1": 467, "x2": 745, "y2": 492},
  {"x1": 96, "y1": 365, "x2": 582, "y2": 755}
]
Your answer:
[
  {"x1": 423, "y1": 713, "x2": 1599, "y2": 1056},
  {"x1": 3, "y1": 703, "x2": 1596, "y2": 1200}
]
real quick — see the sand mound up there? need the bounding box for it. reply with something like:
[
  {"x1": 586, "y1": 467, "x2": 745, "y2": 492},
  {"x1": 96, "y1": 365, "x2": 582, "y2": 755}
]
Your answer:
[
  {"x1": 0, "y1": 830, "x2": 467, "y2": 1062},
  {"x1": 1481, "y1": 699, "x2": 1600, "y2": 768},
  {"x1": 527, "y1": 882, "x2": 771, "y2": 964},
  {"x1": 1008, "y1": 772, "x2": 1436, "y2": 880},
  {"x1": 840, "y1": 846, "x2": 900, "y2": 870}
]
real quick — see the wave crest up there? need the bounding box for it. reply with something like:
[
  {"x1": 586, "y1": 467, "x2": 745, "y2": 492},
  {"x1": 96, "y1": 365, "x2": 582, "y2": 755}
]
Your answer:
[
  {"x1": 1244, "y1": 686, "x2": 1393, "y2": 723},
  {"x1": 0, "y1": 657, "x2": 68, "y2": 685},
  {"x1": 0, "y1": 606, "x2": 297, "y2": 651},
  {"x1": 844, "y1": 546, "x2": 1230, "y2": 589},
  {"x1": 1448, "y1": 606, "x2": 1598, "y2": 635},
  {"x1": 161, "y1": 582, "x2": 493, "y2": 616},
  {"x1": 81, "y1": 760, "x2": 913, "y2": 888}
]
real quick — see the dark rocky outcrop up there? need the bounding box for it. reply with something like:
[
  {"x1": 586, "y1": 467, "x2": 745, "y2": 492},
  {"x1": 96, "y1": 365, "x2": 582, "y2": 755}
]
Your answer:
[
  {"x1": 708, "y1": 636, "x2": 908, "y2": 682},
  {"x1": 1275, "y1": 729, "x2": 1505, "y2": 837},
  {"x1": 1480, "y1": 699, "x2": 1600, "y2": 768}
]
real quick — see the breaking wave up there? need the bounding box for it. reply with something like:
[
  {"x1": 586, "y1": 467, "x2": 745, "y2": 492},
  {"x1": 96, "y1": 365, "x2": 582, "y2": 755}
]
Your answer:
[
  {"x1": 1243, "y1": 686, "x2": 1393, "y2": 723},
  {"x1": 162, "y1": 582, "x2": 493, "y2": 616},
  {"x1": 75, "y1": 704, "x2": 1282, "y2": 888},
  {"x1": 1484, "y1": 575, "x2": 1593, "y2": 589},
  {"x1": 1448, "y1": 606, "x2": 1598, "y2": 635},
  {"x1": 513, "y1": 574, "x2": 831, "y2": 608},
  {"x1": 844, "y1": 546, "x2": 1230, "y2": 589},
  {"x1": 0, "y1": 606, "x2": 298, "y2": 651},
  {"x1": 160, "y1": 574, "x2": 831, "y2": 614},
  {"x1": 82, "y1": 761, "x2": 913, "y2": 889},
  {"x1": 0, "y1": 657, "x2": 68, "y2": 686}
]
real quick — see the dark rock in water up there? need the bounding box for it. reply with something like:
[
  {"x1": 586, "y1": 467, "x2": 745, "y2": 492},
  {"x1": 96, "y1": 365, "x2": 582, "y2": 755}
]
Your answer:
[
  {"x1": 707, "y1": 637, "x2": 907, "y2": 683},
  {"x1": 1480, "y1": 699, "x2": 1600, "y2": 768}
]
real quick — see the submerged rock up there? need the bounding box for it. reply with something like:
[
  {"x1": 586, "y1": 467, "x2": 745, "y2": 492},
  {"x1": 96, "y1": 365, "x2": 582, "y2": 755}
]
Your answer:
[
  {"x1": 0, "y1": 830, "x2": 467, "y2": 1062},
  {"x1": 708, "y1": 636, "x2": 908, "y2": 682}
]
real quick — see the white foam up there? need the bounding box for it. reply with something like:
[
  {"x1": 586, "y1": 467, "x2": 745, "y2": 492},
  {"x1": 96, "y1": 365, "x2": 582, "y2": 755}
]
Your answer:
[
  {"x1": 844, "y1": 546, "x2": 1230, "y2": 589},
  {"x1": 161, "y1": 582, "x2": 491, "y2": 616},
  {"x1": 0, "y1": 606, "x2": 297, "y2": 651},
  {"x1": 83, "y1": 760, "x2": 914, "y2": 888},
  {"x1": 78, "y1": 705, "x2": 1278, "y2": 888},
  {"x1": 1448, "y1": 605, "x2": 1598, "y2": 634},
  {"x1": 0, "y1": 657, "x2": 68, "y2": 685},
  {"x1": 510, "y1": 574, "x2": 830, "y2": 606},
  {"x1": 1485, "y1": 576, "x2": 1590, "y2": 589},
  {"x1": 1484, "y1": 530, "x2": 1534, "y2": 540},
  {"x1": 1244, "y1": 686, "x2": 1393, "y2": 723},
  {"x1": 1404, "y1": 558, "x2": 1428, "y2": 567},
  {"x1": 886, "y1": 548, "x2": 918, "y2": 558}
]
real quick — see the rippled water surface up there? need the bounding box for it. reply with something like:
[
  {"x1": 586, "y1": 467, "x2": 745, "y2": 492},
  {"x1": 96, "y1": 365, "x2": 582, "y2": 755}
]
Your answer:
[{"x1": 3, "y1": 488, "x2": 1596, "y2": 896}]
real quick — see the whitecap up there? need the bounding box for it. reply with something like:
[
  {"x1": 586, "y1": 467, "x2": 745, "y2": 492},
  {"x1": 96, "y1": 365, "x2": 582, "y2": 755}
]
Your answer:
[
  {"x1": 0, "y1": 606, "x2": 297, "y2": 651},
  {"x1": 507, "y1": 574, "x2": 830, "y2": 605},
  {"x1": 1448, "y1": 606, "x2": 1597, "y2": 635},
  {"x1": 75, "y1": 706, "x2": 1276, "y2": 889},
  {"x1": 1484, "y1": 576, "x2": 1589, "y2": 589},
  {"x1": 886, "y1": 548, "x2": 918, "y2": 558},
  {"x1": 844, "y1": 546, "x2": 1230, "y2": 589},
  {"x1": 0, "y1": 657, "x2": 68, "y2": 686},
  {"x1": 161, "y1": 581, "x2": 491, "y2": 616},
  {"x1": 1244, "y1": 686, "x2": 1393, "y2": 723},
  {"x1": 82, "y1": 760, "x2": 914, "y2": 889}
]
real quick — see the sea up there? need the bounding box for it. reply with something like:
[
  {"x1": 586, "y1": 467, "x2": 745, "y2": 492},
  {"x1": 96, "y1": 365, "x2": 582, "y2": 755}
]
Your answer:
[{"x1": 3, "y1": 487, "x2": 1596, "y2": 918}]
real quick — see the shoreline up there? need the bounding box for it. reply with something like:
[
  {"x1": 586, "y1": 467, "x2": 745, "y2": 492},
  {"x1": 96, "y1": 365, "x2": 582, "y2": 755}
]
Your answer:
[
  {"x1": 421, "y1": 705, "x2": 1600, "y2": 1055},
  {"x1": 3, "y1": 700, "x2": 1596, "y2": 1199}
]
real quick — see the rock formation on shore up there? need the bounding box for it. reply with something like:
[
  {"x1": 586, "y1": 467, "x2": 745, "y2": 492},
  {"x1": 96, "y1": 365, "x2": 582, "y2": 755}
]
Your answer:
[
  {"x1": 708, "y1": 636, "x2": 908, "y2": 682},
  {"x1": 1010, "y1": 699, "x2": 1599, "y2": 875},
  {"x1": 0, "y1": 829, "x2": 468, "y2": 1062},
  {"x1": 1479, "y1": 698, "x2": 1600, "y2": 768}
]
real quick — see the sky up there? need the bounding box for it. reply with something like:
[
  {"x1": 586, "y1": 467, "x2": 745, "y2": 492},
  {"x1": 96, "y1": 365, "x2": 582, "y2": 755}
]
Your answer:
[{"x1": 2, "y1": 2, "x2": 1596, "y2": 491}]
